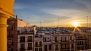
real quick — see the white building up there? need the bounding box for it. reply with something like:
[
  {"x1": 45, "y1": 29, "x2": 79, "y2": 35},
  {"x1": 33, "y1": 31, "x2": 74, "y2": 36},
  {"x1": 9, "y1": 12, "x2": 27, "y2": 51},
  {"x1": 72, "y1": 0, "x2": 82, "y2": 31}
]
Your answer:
[
  {"x1": 17, "y1": 27, "x2": 90, "y2": 51},
  {"x1": 17, "y1": 27, "x2": 35, "y2": 51}
]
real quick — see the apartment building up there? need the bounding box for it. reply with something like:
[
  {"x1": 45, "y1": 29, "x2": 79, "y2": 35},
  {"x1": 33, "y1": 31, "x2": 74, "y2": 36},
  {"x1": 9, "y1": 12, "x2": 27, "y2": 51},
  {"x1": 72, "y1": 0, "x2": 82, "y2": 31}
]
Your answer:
[
  {"x1": 34, "y1": 34, "x2": 43, "y2": 51},
  {"x1": 17, "y1": 27, "x2": 35, "y2": 51},
  {"x1": 43, "y1": 33, "x2": 52, "y2": 51},
  {"x1": 7, "y1": 16, "x2": 31, "y2": 51},
  {"x1": 38, "y1": 27, "x2": 88, "y2": 51},
  {"x1": 7, "y1": 17, "x2": 17, "y2": 51},
  {"x1": 17, "y1": 27, "x2": 91, "y2": 51}
]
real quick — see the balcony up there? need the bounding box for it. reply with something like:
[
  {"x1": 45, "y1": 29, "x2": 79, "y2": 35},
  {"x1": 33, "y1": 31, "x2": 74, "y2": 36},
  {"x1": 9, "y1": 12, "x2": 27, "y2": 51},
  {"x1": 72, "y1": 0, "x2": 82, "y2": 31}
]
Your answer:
[
  {"x1": 39, "y1": 44, "x2": 42, "y2": 46},
  {"x1": 60, "y1": 40, "x2": 71, "y2": 43},
  {"x1": 52, "y1": 40, "x2": 59, "y2": 44},
  {"x1": 20, "y1": 48, "x2": 25, "y2": 51},
  {"x1": 27, "y1": 39, "x2": 32, "y2": 42},
  {"x1": 7, "y1": 49, "x2": 13, "y2": 51},
  {"x1": 7, "y1": 25, "x2": 13, "y2": 30},
  {"x1": 34, "y1": 38, "x2": 43, "y2": 41},
  {"x1": 7, "y1": 43, "x2": 13, "y2": 48},
  {"x1": 7, "y1": 35, "x2": 13, "y2": 38},
  {"x1": 35, "y1": 44, "x2": 42, "y2": 47},
  {"x1": 55, "y1": 48, "x2": 59, "y2": 50},
  {"x1": 55, "y1": 40, "x2": 58, "y2": 42},
  {"x1": 61, "y1": 48, "x2": 70, "y2": 49},
  {"x1": 8, "y1": 42, "x2": 13, "y2": 45},
  {"x1": 27, "y1": 47, "x2": 32, "y2": 50},
  {"x1": 20, "y1": 40, "x2": 25, "y2": 42},
  {"x1": 43, "y1": 40, "x2": 51, "y2": 42}
]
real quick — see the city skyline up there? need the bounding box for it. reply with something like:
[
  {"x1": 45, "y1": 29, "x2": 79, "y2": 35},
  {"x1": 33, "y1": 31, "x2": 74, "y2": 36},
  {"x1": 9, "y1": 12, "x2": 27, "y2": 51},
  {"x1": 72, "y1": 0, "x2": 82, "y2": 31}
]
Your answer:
[{"x1": 14, "y1": 0, "x2": 91, "y2": 27}]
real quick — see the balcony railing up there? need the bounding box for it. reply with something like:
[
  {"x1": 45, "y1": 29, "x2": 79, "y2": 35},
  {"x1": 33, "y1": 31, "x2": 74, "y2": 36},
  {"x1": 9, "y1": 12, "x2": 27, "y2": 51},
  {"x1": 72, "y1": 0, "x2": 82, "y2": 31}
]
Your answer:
[
  {"x1": 52, "y1": 40, "x2": 59, "y2": 43},
  {"x1": 27, "y1": 40, "x2": 32, "y2": 42},
  {"x1": 20, "y1": 40, "x2": 25, "y2": 42},
  {"x1": 7, "y1": 25, "x2": 13, "y2": 30},
  {"x1": 61, "y1": 48, "x2": 70, "y2": 49},
  {"x1": 35, "y1": 45, "x2": 39, "y2": 47},
  {"x1": 7, "y1": 35, "x2": 13, "y2": 38},
  {"x1": 55, "y1": 48, "x2": 58, "y2": 50},
  {"x1": 20, "y1": 48, "x2": 25, "y2": 51},
  {"x1": 7, "y1": 49, "x2": 13, "y2": 51},
  {"x1": 27, "y1": 47, "x2": 32, "y2": 50},
  {"x1": 55, "y1": 40, "x2": 58, "y2": 42},
  {"x1": 8, "y1": 42, "x2": 13, "y2": 45}
]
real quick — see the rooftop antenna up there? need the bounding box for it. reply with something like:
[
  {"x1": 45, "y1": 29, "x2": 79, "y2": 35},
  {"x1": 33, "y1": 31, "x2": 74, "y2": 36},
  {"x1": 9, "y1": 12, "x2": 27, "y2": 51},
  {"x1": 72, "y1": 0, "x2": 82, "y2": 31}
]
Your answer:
[
  {"x1": 21, "y1": 16, "x2": 23, "y2": 20},
  {"x1": 28, "y1": 17, "x2": 29, "y2": 24},
  {"x1": 40, "y1": 21, "x2": 42, "y2": 27}
]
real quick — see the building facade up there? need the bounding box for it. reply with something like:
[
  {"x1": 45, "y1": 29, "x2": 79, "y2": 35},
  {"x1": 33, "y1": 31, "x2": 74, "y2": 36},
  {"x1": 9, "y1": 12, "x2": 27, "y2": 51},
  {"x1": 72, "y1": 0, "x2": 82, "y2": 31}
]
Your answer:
[
  {"x1": 17, "y1": 27, "x2": 91, "y2": 51},
  {"x1": 7, "y1": 16, "x2": 31, "y2": 51},
  {"x1": 7, "y1": 17, "x2": 17, "y2": 51}
]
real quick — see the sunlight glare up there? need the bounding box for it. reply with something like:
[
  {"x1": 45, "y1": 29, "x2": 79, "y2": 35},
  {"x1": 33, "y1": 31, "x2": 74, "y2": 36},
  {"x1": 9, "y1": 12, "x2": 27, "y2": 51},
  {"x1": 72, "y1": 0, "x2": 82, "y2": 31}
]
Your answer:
[{"x1": 72, "y1": 22, "x2": 80, "y2": 27}]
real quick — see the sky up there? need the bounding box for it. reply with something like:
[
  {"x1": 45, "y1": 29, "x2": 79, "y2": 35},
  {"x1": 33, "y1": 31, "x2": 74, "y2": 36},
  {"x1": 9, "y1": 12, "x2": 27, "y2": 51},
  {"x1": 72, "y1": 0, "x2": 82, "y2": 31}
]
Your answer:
[{"x1": 14, "y1": 0, "x2": 91, "y2": 27}]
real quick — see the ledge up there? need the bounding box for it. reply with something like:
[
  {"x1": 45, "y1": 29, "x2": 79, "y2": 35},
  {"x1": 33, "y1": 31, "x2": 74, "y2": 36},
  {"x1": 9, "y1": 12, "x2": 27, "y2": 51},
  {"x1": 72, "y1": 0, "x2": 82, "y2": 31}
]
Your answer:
[{"x1": 0, "y1": 7, "x2": 15, "y2": 17}]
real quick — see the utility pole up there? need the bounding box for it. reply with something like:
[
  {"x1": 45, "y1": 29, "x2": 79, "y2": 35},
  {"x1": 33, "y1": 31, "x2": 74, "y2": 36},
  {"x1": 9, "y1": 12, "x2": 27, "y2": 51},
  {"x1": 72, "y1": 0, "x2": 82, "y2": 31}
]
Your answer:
[
  {"x1": 86, "y1": 16, "x2": 88, "y2": 27},
  {"x1": 58, "y1": 18, "x2": 59, "y2": 27}
]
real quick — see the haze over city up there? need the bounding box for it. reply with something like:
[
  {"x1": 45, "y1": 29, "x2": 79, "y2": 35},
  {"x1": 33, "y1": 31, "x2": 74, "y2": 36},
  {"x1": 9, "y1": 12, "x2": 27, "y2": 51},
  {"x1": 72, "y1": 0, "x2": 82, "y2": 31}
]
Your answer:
[{"x1": 14, "y1": 0, "x2": 91, "y2": 27}]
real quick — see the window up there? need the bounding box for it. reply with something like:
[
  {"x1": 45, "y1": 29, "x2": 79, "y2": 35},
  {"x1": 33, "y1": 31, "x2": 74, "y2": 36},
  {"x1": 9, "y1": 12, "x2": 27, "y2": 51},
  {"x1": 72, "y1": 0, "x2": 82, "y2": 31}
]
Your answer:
[
  {"x1": 39, "y1": 41, "x2": 42, "y2": 46},
  {"x1": 55, "y1": 37, "x2": 57, "y2": 42},
  {"x1": 35, "y1": 42, "x2": 38, "y2": 47},
  {"x1": 65, "y1": 37, "x2": 66, "y2": 41},
  {"x1": 65, "y1": 44, "x2": 66, "y2": 48},
  {"x1": 44, "y1": 45, "x2": 47, "y2": 50},
  {"x1": 20, "y1": 44, "x2": 25, "y2": 50},
  {"x1": 28, "y1": 36, "x2": 32, "y2": 42},
  {"x1": 9, "y1": 24, "x2": 13, "y2": 30},
  {"x1": 35, "y1": 48, "x2": 38, "y2": 51},
  {"x1": 61, "y1": 44, "x2": 65, "y2": 49},
  {"x1": 49, "y1": 45, "x2": 51, "y2": 50},
  {"x1": 8, "y1": 32, "x2": 13, "y2": 37},
  {"x1": 8, "y1": 48, "x2": 13, "y2": 51},
  {"x1": 20, "y1": 44, "x2": 25, "y2": 48},
  {"x1": 70, "y1": 36, "x2": 72, "y2": 40},
  {"x1": 55, "y1": 45, "x2": 58, "y2": 50},
  {"x1": 82, "y1": 47, "x2": 84, "y2": 50},
  {"x1": 20, "y1": 36, "x2": 25, "y2": 42},
  {"x1": 82, "y1": 41, "x2": 83, "y2": 44},
  {"x1": 8, "y1": 39, "x2": 12, "y2": 45},
  {"x1": 61, "y1": 37, "x2": 62, "y2": 41},
  {"x1": 28, "y1": 43, "x2": 32, "y2": 50},
  {"x1": 72, "y1": 44, "x2": 74, "y2": 48},
  {"x1": 39, "y1": 48, "x2": 42, "y2": 51},
  {"x1": 44, "y1": 38, "x2": 46, "y2": 41}
]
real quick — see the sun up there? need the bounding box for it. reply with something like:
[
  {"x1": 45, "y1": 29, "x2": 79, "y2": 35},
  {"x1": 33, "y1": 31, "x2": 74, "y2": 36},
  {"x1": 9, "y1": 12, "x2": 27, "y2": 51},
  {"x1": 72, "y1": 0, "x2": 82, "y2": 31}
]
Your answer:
[{"x1": 72, "y1": 22, "x2": 80, "y2": 27}]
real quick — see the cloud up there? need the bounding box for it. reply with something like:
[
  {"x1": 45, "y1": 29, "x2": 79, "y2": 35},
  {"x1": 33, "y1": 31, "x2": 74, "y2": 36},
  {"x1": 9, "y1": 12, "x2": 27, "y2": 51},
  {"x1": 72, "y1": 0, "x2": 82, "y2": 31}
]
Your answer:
[
  {"x1": 75, "y1": 0, "x2": 91, "y2": 10},
  {"x1": 42, "y1": 9, "x2": 91, "y2": 25},
  {"x1": 42, "y1": 9, "x2": 89, "y2": 17},
  {"x1": 14, "y1": 0, "x2": 91, "y2": 27}
]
